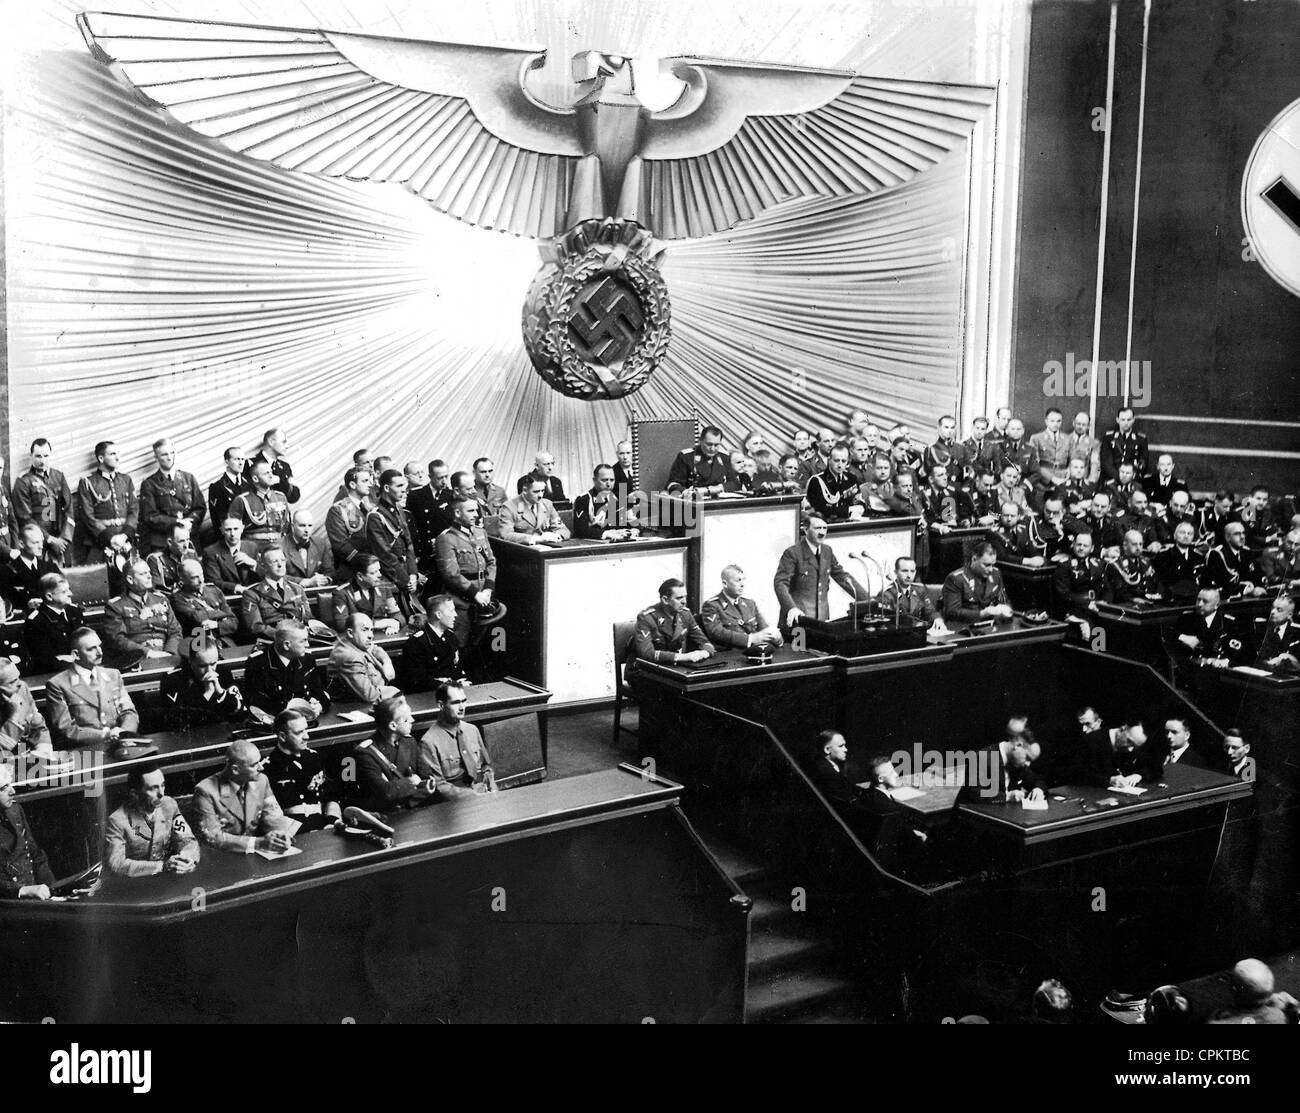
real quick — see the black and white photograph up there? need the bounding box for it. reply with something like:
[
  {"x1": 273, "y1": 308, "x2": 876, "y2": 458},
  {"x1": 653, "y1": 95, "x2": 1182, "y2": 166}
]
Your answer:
[{"x1": 0, "y1": 0, "x2": 1297, "y2": 1084}]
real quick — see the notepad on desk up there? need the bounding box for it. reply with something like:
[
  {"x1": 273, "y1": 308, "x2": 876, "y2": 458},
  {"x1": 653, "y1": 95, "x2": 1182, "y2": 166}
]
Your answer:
[
  {"x1": 337, "y1": 710, "x2": 374, "y2": 724},
  {"x1": 255, "y1": 845, "x2": 303, "y2": 861},
  {"x1": 1021, "y1": 796, "x2": 1049, "y2": 811},
  {"x1": 1109, "y1": 784, "x2": 1147, "y2": 796},
  {"x1": 887, "y1": 786, "x2": 925, "y2": 802}
]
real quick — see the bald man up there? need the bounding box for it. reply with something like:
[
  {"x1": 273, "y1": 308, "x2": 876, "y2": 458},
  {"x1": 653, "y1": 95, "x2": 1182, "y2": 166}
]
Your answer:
[
  {"x1": 1208, "y1": 959, "x2": 1298, "y2": 1025},
  {"x1": 283, "y1": 510, "x2": 334, "y2": 587},
  {"x1": 193, "y1": 740, "x2": 294, "y2": 854}
]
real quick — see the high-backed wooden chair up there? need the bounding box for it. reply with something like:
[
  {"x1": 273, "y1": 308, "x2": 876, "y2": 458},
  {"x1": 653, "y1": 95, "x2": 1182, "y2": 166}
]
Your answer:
[
  {"x1": 63, "y1": 563, "x2": 111, "y2": 607},
  {"x1": 612, "y1": 620, "x2": 639, "y2": 746}
]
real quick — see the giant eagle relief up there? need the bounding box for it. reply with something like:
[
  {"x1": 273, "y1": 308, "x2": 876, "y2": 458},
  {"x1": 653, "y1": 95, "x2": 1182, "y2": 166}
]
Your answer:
[{"x1": 78, "y1": 12, "x2": 993, "y2": 401}]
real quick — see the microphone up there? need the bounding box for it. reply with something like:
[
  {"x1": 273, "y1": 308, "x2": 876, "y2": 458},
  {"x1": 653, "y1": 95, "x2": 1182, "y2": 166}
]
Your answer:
[{"x1": 850, "y1": 551, "x2": 886, "y2": 622}]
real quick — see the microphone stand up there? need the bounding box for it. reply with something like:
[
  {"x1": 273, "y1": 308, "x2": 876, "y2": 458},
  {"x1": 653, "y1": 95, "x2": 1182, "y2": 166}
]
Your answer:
[{"x1": 851, "y1": 551, "x2": 887, "y2": 628}]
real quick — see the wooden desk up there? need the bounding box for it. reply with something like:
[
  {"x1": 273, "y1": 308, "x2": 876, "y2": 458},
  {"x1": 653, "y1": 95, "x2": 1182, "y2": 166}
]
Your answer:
[
  {"x1": 823, "y1": 516, "x2": 920, "y2": 617},
  {"x1": 1193, "y1": 666, "x2": 1300, "y2": 780},
  {"x1": 653, "y1": 492, "x2": 803, "y2": 620},
  {"x1": 928, "y1": 526, "x2": 987, "y2": 582},
  {"x1": 489, "y1": 536, "x2": 688, "y2": 705},
  {"x1": 1092, "y1": 595, "x2": 1271, "y2": 672},
  {"x1": 997, "y1": 560, "x2": 1056, "y2": 612},
  {"x1": 16, "y1": 679, "x2": 552, "y2": 876},
  {"x1": 0, "y1": 767, "x2": 749, "y2": 1023},
  {"x1": 22, "y1": 629, "x2": 409, "y2": 705}
]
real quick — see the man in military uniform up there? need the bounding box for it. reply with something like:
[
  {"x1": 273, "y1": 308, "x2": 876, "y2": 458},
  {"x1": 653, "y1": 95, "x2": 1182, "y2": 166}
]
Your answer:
[
  {"x1": 988, "y1": 406, "x2": 1013, "y2": 447},
  {"x1": 1105, "y1": 529, "x2": 1163, "y2": 604},
  {"x1": 399, "y1": 594, "x2": 466, "y2": 691},
  {"x1": 348, "y1": 695, "x2": 436, "y2": 812},
  {"x1": 700, "y1": 565, "x2": 783, "y2": 649},
  {"x1": 922, "y1": 415, "x2": 970, "y2": 484},
  {"x1": 244, "y1": 427, "x2": 300, "y2": 504},
  {"x1": 516, "y1": 451, "x2": 567, "y2": 505},
  {"x1": 202, "y1": 517, "x2": 260, "y2": 595},
  {"x1": 104, "y1": 765, "x2": 199, "y2": 877},
  {"x1": 12, "y1": 438, "x2": 74, "y2": 560},
  {"x1": 194, "y1": 740, "x2": 295, "y2": 854},
  {"x1": 1153, "y1": 521, "x2": 1206, "y2": 603},
  {"x1": 756, "y1": 453, "x2": 803, "y2": 497},
  {"x1": 1103, "y1": 461, "x2": 1142, "y2": 510},
  {"x1": 774, "y1": 516, "x2": 868, "y2": 631},
  {"x1": 434, "y1": 498, "x2": 498, "y2": 651},
  {"x1": 962, "y1": 416, "x2": 999, "y2": 482},
  {"x1": 0, "y1": 763, "x2": 56, "y2": 899},
  {"x1": 806, "y1": 445, "x2": 863, "y2": 521},
  {"x1": 877, "y1": 556, "x2": 937, "y2": 624},
  {"x1": 1162, "y1": 489, "x2": 1200, "y2": 543},
  {"x1": 231, "y1": 460, "x2": 291, "y2": 551},
  {"x1": 73, "y1": 441, "x2": 138, "y2": 563},
  {"x1": 858, "y1": 456, "x2": 904, "y2": 518},
  {"x1": 103, "y1": 559, "x2": 183, "y2": 668},
  {"x1": 1077, "y1": 491, "x2": 1123, "y2": 552},
  {"x1": 1257, "y1": 527, "x2": 1300, "y2": 592},
  {"x1": 1172, "y1": 587, "x2": 1245, "y2": 682},
  {"x1": 23, "y1": 574, "x2": 83, "y2": 675},
  {"x1": 1249, "y1": 593, "x2": 1300, "y2": 673},
  {"x1": 1065, "y1": 411, "x2": 1102, "y2": 485},
  {"x1": 0, "y1": 458, "x2": 22, "y2": 563},
  {"x1": 1197, "y1": 490, "x2": 1242, "y2": 549},
  {"x1": 146, "y1": 520, "x2": 197, "y2": 593},
  {"x1": 0, "y1": 660, "x2": 51, "y2": 754},
  {"x1": 325, "y1": 467, "x2": 372, "y2": 573},
  {"x1": 1241, "y1": 484, "x2": 1284, "y2": 551},
  {"x1": 169, "y1": 559, "x2": 236, "y2": 646},
  {"x1": 1142, "y1": 452, "x2": 1188, "y2": 511},
  {"x1": 206, "y1": 447, "x2": 249, "y2": 540},
  {"x1": 418, "y1": 682, "x2": 497, "y2": 798},
  {"x1": 987, "y1": 502, "x2": 1046, "y2": 566},
  {"x1": 138, "y1": 437, "x2": 206, "y2": 553},
  {"x1": 1117, "y1": 489, "x2": 1164, "y2": 550},
  {"x1": 327, "y1": 612, "x2": 398, "y2": 704},
  {"x1": 790, "y1": 429, "x2": 823, "y2": 487},
  {"x1": 613, "y1": 440, "x2": 636, "y2": 505},
  {"x1": 1100, "y1": 407, "x2": 1149, "y2": 482},
  {"x1": 472, "y1": 458, "x2": 509, "y2": 533},
  {"x1": 995, "y1": 421, "x2": 1040, "y2": 501},
  {"x1": 264, "y1": 709, "x2": 342, "y2": 832},
  {"x1": 941, "y1": 542, "x2": 1013, "y2": 623},
  {"x1": 365, "y1": 470, "x2": 423, "y2": 613},
  {"x1": 499, "y1": 476, "x2": 570, "y2": 545},
  {"x1": 283, "y1": 510, "x2": 334, "y2": 587},
  {"x1": 967, "y1": 469, "x2": 1001, "y2": 527},
  {"x1": 240, "y1": 621, "x2": 330, "y2": 720},
  {"x1": 1029, "y1": 407, "x2": 1072, "y2": 495},
  {"x1": 994, "y1": 462, "x2": 1034, "y2": 520},
  {"x1": 1052, "y1": 532, "x2": 1110, "y2": 626},
  {"x1": 406, "y1": 459, "x2": 453, "y2": 574},
  {"x1": 666, "y1": 426, "x2": 728, "y2": 495},
  {"x1": 1202, "y1": 522, "x2": 1264, "y2": 599},
  {"x1": 240, "y1": 548, "x2": 313, "y2": 640},
  {"x1": 0, "y1": 524, "x2": 61, "y2": 615},
  {"x1": 634, "y1": 578, "x2": 716, "y2": 666},
  {"x1": 330, "y1": 554, "x2": 403, "y2": 633},
  {"x1": 921, "y1": 465, "x2": 973, "y2": 535},
  {"x1": 160, "y1": 639, "x2": 245, "y2": 726},
  {"x1": 1033, "y1": 496, "x2": 1074, "y2": 562},
  {"x1": 44, "y1": 627, "x2": 140, "y2": 751},
  {"x1": 573, "y1": 464, "x2": 640, "y2": 540}
]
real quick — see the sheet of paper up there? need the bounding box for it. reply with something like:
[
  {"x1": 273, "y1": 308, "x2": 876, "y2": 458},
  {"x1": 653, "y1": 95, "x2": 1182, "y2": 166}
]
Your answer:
[
  {"x1": 1108, "y1": 785, "x2": 1147, "y2": 796},
  {"x1": 1232, "y1": 666, "x2": 1272, "y2": 677},
  {"x1": 254, "y1": 845, "x2": 303, "y2": 861},
  {"x1": 337, "y1": 711, "x2": 374, "y2": 724},
  {"x1": 1020, "y1": 796, "x2": 1049, "y2": 810},
  {"x1": 888, "y1": 786, "x2": 925, "y2": 802}
]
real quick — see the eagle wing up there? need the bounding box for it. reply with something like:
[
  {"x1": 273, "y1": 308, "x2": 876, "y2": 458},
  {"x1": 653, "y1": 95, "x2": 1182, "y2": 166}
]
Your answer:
[
  {"x1": 77, "y1": 11, "x2": 584, "y2": 238},
  {"x1": 639, "y1": 57, "x2": 996, "y2": 240}
]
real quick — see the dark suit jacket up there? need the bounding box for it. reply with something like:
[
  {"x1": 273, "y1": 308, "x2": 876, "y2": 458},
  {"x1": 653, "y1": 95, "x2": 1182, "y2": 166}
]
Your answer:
[
  {"x1": 807, "y1": 756, "x2": 858, "y2": 807},
  {"x1": 201, "y1": 541, "x2": 259, "y2": 593},
  {"x1": 283, "y1": 534, "x2": 334, "y2": 583},
  {"x1": 23, "y1": 603, "x2": 85, "y2": 675},
  {"x1": 773, "y1": 540, "x2": 864, "y2": 623},
  {"x1": 239, "y1": 650, "x2": 330, "y2": 715},
  {"x1": 1088, "y1": 731, "x2": 1163, "y2": 785},
  {"x1": 0, "y1": 555, "x2": 60, "y2": 612}
]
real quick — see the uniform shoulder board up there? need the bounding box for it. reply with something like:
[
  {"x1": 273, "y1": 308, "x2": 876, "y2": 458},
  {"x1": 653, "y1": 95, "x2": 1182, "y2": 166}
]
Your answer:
[
  {"x1": 638, "y1": 607, "x2": 657, "y2": 618},
  {"x1": 107, "y1": 594, "x2": 125, "y2": 605}
]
